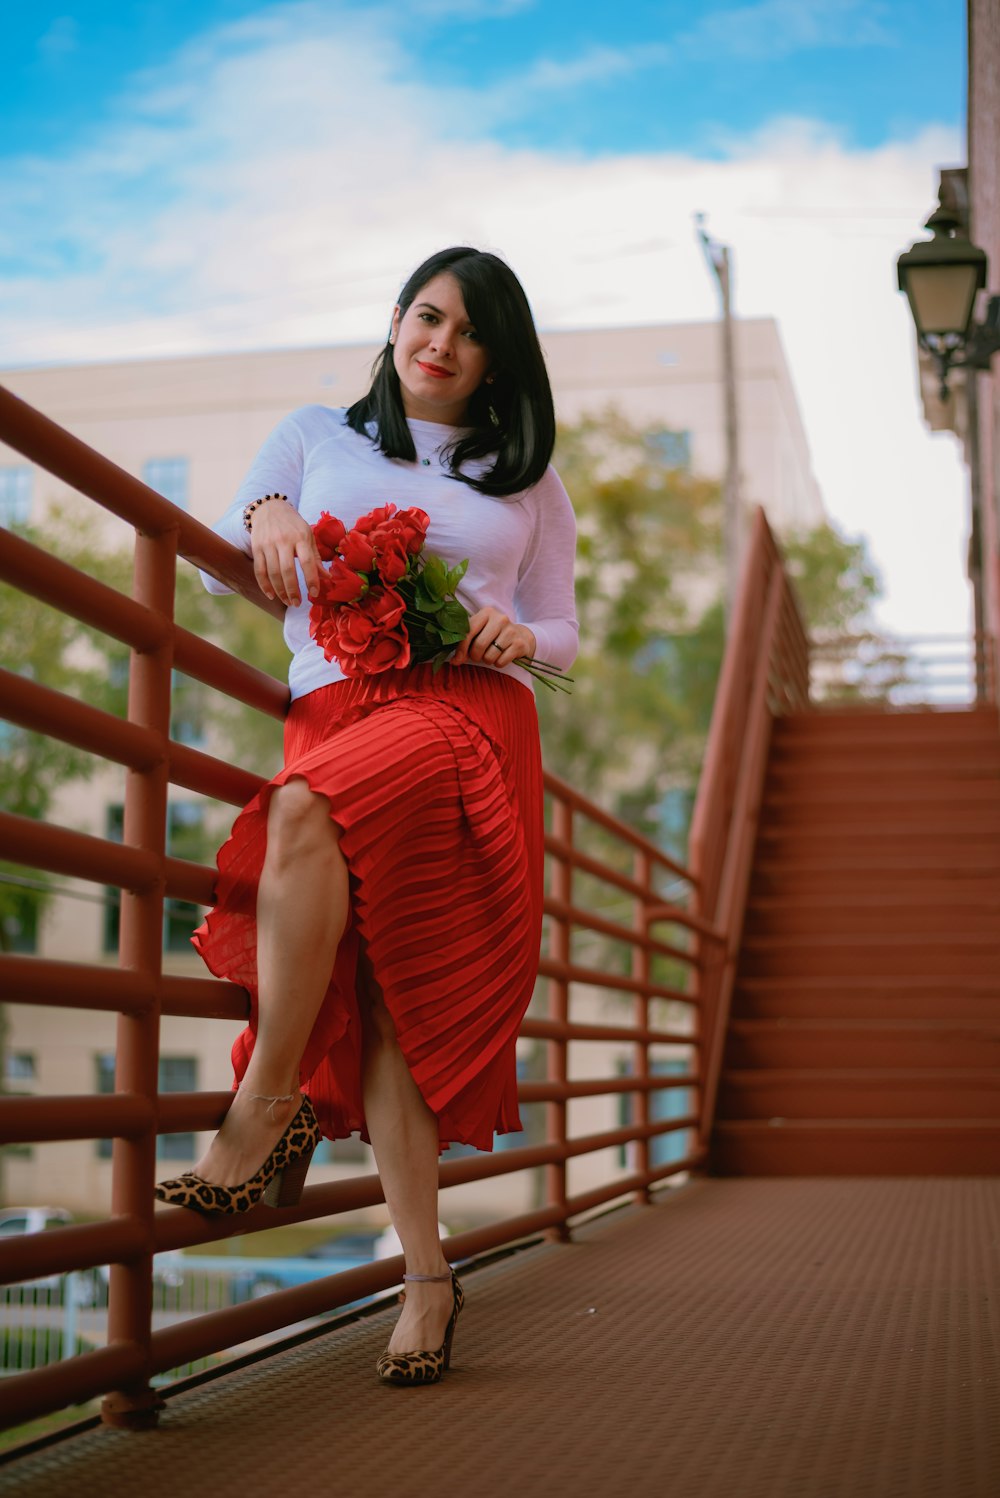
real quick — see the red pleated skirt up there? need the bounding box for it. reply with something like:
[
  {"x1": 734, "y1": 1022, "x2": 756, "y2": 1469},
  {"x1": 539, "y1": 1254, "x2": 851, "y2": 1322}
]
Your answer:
[{"x1": 191, "y1": 663, "x2": 544, "y2": 1151}]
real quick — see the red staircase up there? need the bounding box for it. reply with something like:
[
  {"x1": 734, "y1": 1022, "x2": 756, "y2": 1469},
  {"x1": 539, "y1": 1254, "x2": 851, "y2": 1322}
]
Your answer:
[{"x1": 712, "y1": 707, "x2": 1000, "y2": 1174}]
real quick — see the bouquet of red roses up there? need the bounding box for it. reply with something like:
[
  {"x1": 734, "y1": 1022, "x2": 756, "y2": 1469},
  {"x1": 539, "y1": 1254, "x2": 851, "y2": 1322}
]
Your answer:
[{"x1": 307, "y1": 503, "x2": 571, "y2": 691}]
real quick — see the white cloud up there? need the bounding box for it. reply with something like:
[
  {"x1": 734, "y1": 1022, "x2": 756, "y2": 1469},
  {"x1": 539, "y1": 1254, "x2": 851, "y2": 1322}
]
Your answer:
[{"x1": 0, "y1": 6, "x2": 969, "y2": 637}]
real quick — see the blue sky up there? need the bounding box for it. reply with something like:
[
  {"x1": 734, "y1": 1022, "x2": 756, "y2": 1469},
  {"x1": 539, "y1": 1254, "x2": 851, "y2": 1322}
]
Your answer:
[
  {"x1": 8, "y1": 1, "x2": 962, "y2": 161},
  {"x1": 0, "y1": 1, "x2": 974, "y2": 638}
]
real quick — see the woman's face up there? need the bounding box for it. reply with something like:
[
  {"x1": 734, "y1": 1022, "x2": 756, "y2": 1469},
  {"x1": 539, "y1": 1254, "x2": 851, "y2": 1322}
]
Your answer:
[{"x1": 391, "y1": 273, "x2": 492, "y2": 425}]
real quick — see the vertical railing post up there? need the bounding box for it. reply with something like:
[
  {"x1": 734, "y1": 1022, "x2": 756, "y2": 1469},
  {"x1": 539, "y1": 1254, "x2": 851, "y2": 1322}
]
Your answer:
[
  {"x1": 544, "y1": 798, "x2": 572, "y2": 1242},
  {"x1": 100, "y1": 527, "x2": 176, "y2": 1429},
  {"x1": 632, "y1": 851, "x2": 652, "y2": 1204}
]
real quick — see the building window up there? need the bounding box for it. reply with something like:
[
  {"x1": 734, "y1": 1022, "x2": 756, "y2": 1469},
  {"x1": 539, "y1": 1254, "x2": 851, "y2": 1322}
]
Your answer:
[
  {"x1": 142, "y1": 458, "x2": 189, "y2": 511},
  {"x1": 96, "y1": 1053, "x2": 197, "y2": 1160},
  {"x1": 5, "y1": 1053, "x2": 36, "y2": 1084},
  {"x1": 0, "y1": 466, "x2": 32, "y2": 526},
  {"x1": 103, "y1": 801, "x2": 206, "y2": 954}
]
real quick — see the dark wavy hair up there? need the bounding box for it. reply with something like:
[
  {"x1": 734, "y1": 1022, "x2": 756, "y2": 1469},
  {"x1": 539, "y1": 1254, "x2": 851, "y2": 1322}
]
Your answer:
[{"x1": 346, "y1": 247, "x2": 555, "y2": 498}]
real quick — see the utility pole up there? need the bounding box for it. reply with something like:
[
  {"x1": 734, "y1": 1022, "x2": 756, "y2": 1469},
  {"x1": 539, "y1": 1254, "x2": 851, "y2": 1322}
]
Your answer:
[{"x1": 696, "y1": 214, "x2": 743, "y2": 628}]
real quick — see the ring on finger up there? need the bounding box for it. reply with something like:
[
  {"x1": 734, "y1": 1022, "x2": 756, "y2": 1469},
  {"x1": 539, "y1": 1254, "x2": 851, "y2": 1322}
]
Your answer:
[{"x1": 488, "y1": 640, "x2": 503, "y2": 653}]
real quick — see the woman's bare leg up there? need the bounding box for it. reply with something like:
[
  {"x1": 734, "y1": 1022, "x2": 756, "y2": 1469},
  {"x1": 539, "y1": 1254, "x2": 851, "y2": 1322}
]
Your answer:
[
  {"x1": 360, "y1": 968, "x2": 454, "y2": 1354},
  {"x1": 192, "y1": 778, "x2": 347, "y2": 1186}
]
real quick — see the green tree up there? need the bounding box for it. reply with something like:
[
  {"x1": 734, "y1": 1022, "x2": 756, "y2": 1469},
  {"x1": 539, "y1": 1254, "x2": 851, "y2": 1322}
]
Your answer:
[{"x1": 538, "y1": 412, "x2": 883, "y2": 849}]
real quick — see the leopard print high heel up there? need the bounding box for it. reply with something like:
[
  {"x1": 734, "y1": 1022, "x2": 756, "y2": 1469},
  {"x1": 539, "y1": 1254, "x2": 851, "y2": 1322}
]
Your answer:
[
  {"x1": 376, "y1": 1269, "x2": 464, "y2": 1386},
  {"x1": 154, "y1": 1094, "x2": 321, "y2": 1217}
]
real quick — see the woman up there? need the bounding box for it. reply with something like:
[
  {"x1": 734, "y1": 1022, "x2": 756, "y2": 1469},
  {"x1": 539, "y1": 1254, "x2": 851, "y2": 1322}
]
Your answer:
[{"x1": 154, "y1": 246, "x2": 578, "y2": 1384}]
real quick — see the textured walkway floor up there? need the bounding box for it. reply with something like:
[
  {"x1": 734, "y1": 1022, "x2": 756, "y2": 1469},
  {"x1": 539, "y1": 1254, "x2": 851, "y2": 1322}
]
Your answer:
[{"x1": 3, "y1": 1178, "x2": 998, "y2": 1498}]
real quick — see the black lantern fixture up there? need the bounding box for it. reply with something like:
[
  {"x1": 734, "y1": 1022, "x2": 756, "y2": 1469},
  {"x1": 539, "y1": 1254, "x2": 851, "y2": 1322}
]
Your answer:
[{"x1": 897, "y1": 204, "x2": 1000, "y2": 402}]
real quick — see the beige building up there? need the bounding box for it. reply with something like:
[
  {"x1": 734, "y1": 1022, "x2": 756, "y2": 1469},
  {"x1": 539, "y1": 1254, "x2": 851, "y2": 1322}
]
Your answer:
[{"x1": 0, "y1": 318, "x2": 820, "y2": 1223}]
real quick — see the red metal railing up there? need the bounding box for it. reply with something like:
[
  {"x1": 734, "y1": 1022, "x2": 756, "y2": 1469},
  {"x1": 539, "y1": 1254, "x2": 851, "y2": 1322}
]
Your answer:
[
  {"x1": 687, "y1": 508, "x2": 810, "y2": 1144},
  {"x1": 0, "y1": 385, "x2": 723, "y2": 1433}
]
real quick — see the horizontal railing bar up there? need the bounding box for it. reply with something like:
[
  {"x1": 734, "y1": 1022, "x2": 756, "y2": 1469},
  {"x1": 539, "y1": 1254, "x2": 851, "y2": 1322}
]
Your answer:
[
  {"x1": 563, "y1": 1146, "x2": 707, "y2": 1218},
  {"x1": 0, "y1": 810, "x2": 159, "y2": 890},
  {"x1": 163, "y1": 854, "x2": 215, "y2": 906},
  {"x1": 148, "y1": 1204, "x2": 569, "y2": 1374},
  {"x1": 169, "y1": 741, "x2": 265, "y2": 806},
  {"x1": 0, "y1": 1093, "x2": 153, "y2": 1145},
  {"x1": 537, "y1": 955, "x2": 692, "y2": 1003},
  {"x1": 644, "y1": 903, "x2": 725, "y2": 942},
  {"x1": 543, "y1": 894, "x2": 697, "y2": 965},
  {"x1": 543, "y1": 768, "x2": 696, "y2": 882},
  {"x1": 519, "y1": 1076, "x2": 699, "y2": 1103},
  {"x1": 172, "y1": 625, "x2": 288, "y2": 719},
  {"x1": 147, "y1": 1130, "x2": 705, "y2": 1376},
  {"x1": 153, "y1": 1115, "x2": 702, "y2": 1255},
  {"x1": 0, "y1": 526, "x2": 168, "y2": 652},
  {"x1": 0, "y1": 1343, "x2": 147, "y2": 1434},
  {"x1": 0, "y1": 1215, "x2": 148, "y2": 1286},
  {"x1": 544, "y1": 835, "x2": 652, "y2": 900},
  {"x1": 0, "y1": 955, "x2": 157, "y2": 1013},
  {"x1": 0, "y1": 384, "x2": 282, "y2": 618},
  {"x1": 0, "y1": 668, "x2": 163, "y2": 771},
  {"x1": 160, "y1": 973, "x2": 247, "y2": 1021},
  {"x1": 520, "y1": 1016, "x2": 698, "y2": 1044}
]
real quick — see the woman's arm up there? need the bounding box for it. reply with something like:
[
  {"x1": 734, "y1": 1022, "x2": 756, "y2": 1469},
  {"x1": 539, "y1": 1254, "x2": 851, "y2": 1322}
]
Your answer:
[
  {"x1": 199, "y1": 407, "x2": 321, "y2": 602},
  {"x1": 512, "y1": 466, "x2": 579, "y2": 670}
]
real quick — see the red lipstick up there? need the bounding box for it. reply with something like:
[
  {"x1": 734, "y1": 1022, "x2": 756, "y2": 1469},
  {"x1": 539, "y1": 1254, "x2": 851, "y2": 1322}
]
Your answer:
[{"x1": 417, "y1": 361, "x2": 454, "y2": 379}]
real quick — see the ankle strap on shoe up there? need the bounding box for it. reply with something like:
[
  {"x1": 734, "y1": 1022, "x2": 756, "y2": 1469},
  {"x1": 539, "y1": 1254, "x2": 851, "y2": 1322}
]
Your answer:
[
  {"x1": 244, "y1": 1090, "x2": 296, "y2": 1119},
  {"x1": 402, "y1": 1271, "x2": 453, "y2": 1282}
]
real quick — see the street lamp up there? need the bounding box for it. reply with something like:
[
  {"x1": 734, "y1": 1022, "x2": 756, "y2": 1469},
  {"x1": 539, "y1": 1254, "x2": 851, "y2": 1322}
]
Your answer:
[{"x1": 897, "y1": 204, "x2": 1000, "y2": 402}]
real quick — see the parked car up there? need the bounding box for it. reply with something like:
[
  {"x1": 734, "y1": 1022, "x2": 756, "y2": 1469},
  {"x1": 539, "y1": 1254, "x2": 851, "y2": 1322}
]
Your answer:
[
  {"x1": 227, "y1": 1231, "x2": 381, "y2": 1302},
  {"x1": 0, "y1": 1206, "x2": 185, "y2": 1305}
]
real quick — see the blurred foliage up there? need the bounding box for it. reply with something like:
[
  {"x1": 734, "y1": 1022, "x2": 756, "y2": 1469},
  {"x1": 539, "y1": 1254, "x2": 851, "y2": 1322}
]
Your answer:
[{"x1": 540, "y1": 410, "x2": 883, "y2": 848}]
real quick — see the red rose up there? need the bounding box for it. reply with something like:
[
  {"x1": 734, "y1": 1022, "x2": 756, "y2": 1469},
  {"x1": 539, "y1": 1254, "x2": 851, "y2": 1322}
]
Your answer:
[
  {"x1": 339, "y1": 529, "x2": 376, "y2": 572},
  {"x1": 353, "y1": 504, "x2": 397, "y2": 535},
  {"x1": 314, "y1": 557, "x2": 365, "y2": 604},
  {"x1": 339, "y1": 627, "x2": 410, "y2": 676},
  {"x1": 395, "y1": 507, "x2": 430, "y2": 555},
  {"x1": 316, "y1": 585, "x2": 408, "y2": 674},
  {"x1": 371, "y1": 529, "x2": 410, "y2": 585},
  {"x1": 362, "y1": 585, "x2": 406, "y2": 631},
  {"x1": 313, "y1": 511, "x2": 347, "y2": 561}
]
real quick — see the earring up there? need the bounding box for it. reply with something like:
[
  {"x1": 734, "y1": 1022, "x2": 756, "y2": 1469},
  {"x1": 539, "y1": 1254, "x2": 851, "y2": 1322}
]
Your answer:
[
  {"x1": 488, "y1": 404, "x2": 501, "y2": 429},
  {"x1": 485, "y1": 374, "x2": 495, "y2": 385}
]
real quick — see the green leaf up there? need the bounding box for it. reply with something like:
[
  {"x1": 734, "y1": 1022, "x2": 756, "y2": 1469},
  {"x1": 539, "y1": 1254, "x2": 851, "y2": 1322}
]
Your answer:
[{"x1": 437, "y1": 601, "x2": 469, "y2": 635}]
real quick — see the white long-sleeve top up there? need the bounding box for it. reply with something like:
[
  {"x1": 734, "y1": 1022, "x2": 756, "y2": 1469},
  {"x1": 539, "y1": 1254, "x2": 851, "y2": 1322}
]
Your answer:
[{"x1": 201, "y1": 405, "x2": 579, "y2": 700}]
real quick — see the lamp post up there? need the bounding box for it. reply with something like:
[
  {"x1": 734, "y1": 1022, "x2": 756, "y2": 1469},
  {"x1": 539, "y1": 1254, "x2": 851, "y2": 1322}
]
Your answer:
[
  {"x1": 896, "y1": 204, "x2": 1000, "y2": 403},
  {"x1": 696, "y1": 214, "x2": 742, "y2": 629},
  {"x1": 897, "y1": 202, "x2": 1000, "y2": 703}
]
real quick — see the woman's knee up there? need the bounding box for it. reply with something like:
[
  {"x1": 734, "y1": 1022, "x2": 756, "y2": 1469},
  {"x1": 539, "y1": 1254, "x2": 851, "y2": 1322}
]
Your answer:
[{"x1": 267, "y1": 778, "x2": 340, "y2": 860}]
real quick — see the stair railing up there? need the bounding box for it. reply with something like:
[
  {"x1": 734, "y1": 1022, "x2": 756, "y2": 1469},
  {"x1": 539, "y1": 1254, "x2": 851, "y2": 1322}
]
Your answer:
[
  {"x1": 687, "y1": 508, "x2": 810, "y2": 1146},
  {"x1": 0, "y1": 384, "x2": 723, "y2": 1436}
]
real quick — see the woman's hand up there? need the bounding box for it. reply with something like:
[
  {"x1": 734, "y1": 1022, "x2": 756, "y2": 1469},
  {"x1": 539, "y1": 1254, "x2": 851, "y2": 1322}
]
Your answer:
[
  {"x1": 452, "y1": 608, "x2": 536, "y2": 669},
  {"x1": 249, "y1": 501, "x2": 322, "y2": 608}
]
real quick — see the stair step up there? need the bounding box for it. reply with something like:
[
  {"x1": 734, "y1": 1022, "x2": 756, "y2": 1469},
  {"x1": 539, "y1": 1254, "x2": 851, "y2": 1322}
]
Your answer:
[
  {"x1": 710, "y1": 1118, "x2": 1000, "y2": 1175},
  {"x1": 749, "y1": 863, "x2": 1000, "y2": 900},
  {"x1": 772, "y1": 708, "x2": 998, "y2": 741},
  {"x1": 733, "y1": 975, "x2": 1000, "y2": 1022},
  {"x1": 725, "y1": 1018, "x2": 1000, "y2": 1069},
  {"x1": 756, "y1": 823, "x2": 1000, "y2": 851},
  {"x1": 765, "y1": 762, "x2": 1000, "y2": 788},
  {"x1": 761, "y1": 789, "x2": 1000, "y2": 825},
  {"x1": 717, "y1": 1068, "x2": 1000, "y2": 1120},
  {"x1": 744, "y1": 898, "x2": 1000, "y2": 938},
  {"x1": 740, "y1": 933, "x2": 1000, "y2": 980}
]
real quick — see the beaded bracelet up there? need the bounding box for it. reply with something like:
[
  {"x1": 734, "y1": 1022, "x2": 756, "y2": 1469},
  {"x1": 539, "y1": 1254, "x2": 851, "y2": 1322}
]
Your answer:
[{"x1": 243, "y1": 493, "x2": 288, "y2": 532}]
